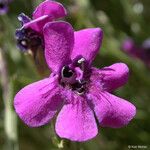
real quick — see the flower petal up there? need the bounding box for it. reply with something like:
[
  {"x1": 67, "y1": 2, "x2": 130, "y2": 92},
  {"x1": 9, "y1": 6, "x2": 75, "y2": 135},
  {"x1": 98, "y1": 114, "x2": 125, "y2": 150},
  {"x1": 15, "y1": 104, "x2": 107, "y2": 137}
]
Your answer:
[
  {"x1": 96, "y1": 63, "x2": 129, "y2": 91},
  {"x1": 55, "y1": 96, "x2": 98, "y2": 141},
  {"x1": 71, "y1": 28, "x2": 103, "y2": 64},
  {"x1": 33, "y1": 0, "x2": 67, "y2": 20},
  {"x1": 23, "y1": 15, "x2": 51, "y2": 33},
  {"x1": 14, "y1": 76, "x2": 63, "y2": 127},
  {"x1": 87, "y1": 91, "x2": 136, "y2": 128},
  {"x1": 44, "y1": 21, "x2": 74, "y2": 73}
]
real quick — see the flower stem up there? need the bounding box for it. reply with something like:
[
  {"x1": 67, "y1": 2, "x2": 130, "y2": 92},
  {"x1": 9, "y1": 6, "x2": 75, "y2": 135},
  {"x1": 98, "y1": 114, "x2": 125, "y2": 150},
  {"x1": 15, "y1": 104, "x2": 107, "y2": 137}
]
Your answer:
[{"x1": 0, "y1": 48, "x2": 19, "y2": 150}]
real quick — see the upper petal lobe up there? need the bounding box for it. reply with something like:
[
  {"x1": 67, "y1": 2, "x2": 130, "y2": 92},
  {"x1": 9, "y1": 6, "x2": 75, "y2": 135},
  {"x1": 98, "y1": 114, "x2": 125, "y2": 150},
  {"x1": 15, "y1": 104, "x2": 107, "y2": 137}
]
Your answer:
[
  {"x1": 44, "y1": 21, "x2": 74, "y2": 73},
  {"x1": 92, "y1": 63, "x2": 129, "y2": 92},
  {"x1": 71, "y1": 28, "x2": 103, "y2": 65},
  {"x1": 55, "y1": 94, "x2": 98, "y2": 141}
]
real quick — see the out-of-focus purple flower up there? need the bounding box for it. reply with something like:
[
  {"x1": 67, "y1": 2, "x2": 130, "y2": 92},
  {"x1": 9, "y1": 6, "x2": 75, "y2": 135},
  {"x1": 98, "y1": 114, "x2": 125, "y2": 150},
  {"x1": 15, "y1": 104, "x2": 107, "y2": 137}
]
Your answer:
[
  {"x1": 122, "y1": 38, "x2": 135, "y2": 53},
  {"x1": 14, "y1": 22, "x2": 136, "y2": 142},
  {"x1": 15, "y1": 0, "x2": 67, "y2": 53},
  {"x1": 122, "y1": 38, "x2": 150, "y2": 68},
  {"x1": 142, "y1": 39, "x2": 150, "y2": 67},
  {"x1": 122, "y1": 38, "x2": 142, "y2": 57},
  {"x1": 0, "y1": 0, "x2": 12, "y2": 15}
]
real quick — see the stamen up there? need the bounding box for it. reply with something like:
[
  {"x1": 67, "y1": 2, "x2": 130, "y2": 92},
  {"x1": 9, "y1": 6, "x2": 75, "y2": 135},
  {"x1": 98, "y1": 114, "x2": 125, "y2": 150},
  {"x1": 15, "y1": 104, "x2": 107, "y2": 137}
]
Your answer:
[
  {"x1": 77, "y1": 58, "x2": 85, "y2": 64},
  {"x1": 77, "y1": 57, "x2": 85, "y2": 71},
  {"x1": 21, "y1": 40, "x2": 27, "y2": 46},
  {"x1": 71, "y1": 80, "x2": 86, "y2": 95},
  {"x1": 18, "y1": 13, "x2": 31, "y2": 25},
  {"x1": 60, "y1": 58, "x2": 88, "y2": 95}
]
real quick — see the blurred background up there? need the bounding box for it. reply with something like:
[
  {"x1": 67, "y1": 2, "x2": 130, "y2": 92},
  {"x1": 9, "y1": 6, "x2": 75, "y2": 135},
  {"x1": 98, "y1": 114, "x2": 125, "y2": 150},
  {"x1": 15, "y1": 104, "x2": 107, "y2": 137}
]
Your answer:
[{"x1": 0, "y1": 0, "x2": 150, "y2": 150}]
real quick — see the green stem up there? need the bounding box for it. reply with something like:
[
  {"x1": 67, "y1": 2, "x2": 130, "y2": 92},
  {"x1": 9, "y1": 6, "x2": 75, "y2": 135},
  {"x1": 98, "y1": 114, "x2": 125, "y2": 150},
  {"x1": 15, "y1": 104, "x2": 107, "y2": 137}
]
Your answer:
[{"x1": 0, "y1": 48, "x2": 19, "y2": 150}]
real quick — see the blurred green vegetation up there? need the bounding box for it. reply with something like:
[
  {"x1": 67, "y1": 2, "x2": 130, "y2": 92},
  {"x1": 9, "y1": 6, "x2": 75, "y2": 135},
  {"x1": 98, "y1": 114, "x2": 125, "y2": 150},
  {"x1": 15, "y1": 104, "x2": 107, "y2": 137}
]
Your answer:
[{"x1": 0, "y1": 0, "x2": 150, "y2": 150}]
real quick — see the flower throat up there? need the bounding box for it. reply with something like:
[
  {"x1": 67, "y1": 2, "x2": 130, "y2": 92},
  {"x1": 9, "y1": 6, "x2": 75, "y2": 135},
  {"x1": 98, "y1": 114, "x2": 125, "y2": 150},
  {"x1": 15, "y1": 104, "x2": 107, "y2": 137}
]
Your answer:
[{"x1": 60, "y1": 57, "x2": 90, "y2": 95}]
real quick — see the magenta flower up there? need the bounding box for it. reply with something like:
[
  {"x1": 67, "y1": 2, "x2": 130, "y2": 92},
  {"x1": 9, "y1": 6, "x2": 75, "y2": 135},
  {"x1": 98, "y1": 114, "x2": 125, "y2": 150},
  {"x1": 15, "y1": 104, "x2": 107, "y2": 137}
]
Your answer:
[
  {"x1": 15, "y1": 0, "x2": 67, "y2": 52},
  {"x1": 14, "y1": 22, "x2": 136, "y2": 142}
]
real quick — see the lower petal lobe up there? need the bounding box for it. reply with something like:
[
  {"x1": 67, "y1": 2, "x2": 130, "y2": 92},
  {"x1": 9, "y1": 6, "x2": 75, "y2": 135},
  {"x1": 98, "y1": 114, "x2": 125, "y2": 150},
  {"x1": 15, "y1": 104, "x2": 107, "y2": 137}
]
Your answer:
[
  {"x1": 55, "y1": 93, "x2": 98, "y2": 141},
  {"x1": 14, "y1": 76, "x2": 63, "y2": 127},
  {"x1": 88, "y1": 91, "x2": 136, "y2": 128}
]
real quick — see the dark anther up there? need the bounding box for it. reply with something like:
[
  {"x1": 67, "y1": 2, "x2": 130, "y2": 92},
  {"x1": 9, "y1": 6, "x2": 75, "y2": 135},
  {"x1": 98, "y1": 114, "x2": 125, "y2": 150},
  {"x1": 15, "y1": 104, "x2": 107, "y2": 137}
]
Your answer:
[
  {"x1": 62, "y1": 66, "x2": 74, "y2": 78},
  {"x1": 77, "y1": 87, "x2": 85, "y2": 94},
  {"x1": 72, "y1": 82, "x2": 82, "y2": 90},
  {"x1": 71, "y1": 81, "x2": 86, "y2": 94}
]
